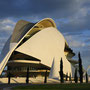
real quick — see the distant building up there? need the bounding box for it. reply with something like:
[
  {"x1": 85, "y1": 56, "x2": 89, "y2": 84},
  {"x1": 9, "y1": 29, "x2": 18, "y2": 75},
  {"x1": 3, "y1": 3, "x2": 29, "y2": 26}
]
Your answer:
[{"x1": 0, "y1": 18, "x2": 78, "y2": 78}]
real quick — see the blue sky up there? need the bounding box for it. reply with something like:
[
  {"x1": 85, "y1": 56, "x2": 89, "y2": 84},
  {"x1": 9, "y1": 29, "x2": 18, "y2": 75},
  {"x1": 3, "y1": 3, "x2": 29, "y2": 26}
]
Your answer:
[{"x1": 0, "y1": 0, "x2": 90, "y2": 74}]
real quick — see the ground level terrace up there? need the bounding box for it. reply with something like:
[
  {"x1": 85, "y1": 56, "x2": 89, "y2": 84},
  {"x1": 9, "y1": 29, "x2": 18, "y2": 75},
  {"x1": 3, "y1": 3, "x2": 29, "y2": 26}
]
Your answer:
[{"x1": 0, "y1": 77, "x2": 90, "y2": 84}]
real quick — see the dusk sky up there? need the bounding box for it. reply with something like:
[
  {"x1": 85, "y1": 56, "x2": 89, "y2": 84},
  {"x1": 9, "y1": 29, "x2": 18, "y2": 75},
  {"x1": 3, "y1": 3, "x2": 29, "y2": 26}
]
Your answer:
[{"x1": 0, "y1": 0, "x2": 90, "y2": 74}]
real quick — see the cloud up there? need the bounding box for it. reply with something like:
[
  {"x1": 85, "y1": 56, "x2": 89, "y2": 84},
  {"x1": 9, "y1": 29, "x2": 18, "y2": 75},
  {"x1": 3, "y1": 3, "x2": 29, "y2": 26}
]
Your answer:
[
  {"x1": 58, "y1": 14, "x2": 90, "y2": 33},
  {"x1": 0, "y1": 37, "x2": 8, "y2": 53},
  {"x1": 86, "y1": 44, "x2": 90, "y2": 50},
  {"x1": 0, "y1": 18, "x2": 16, "y2": 32},
  {"x1": 69, "y1": 41, "x2": 85, "y2": 47},
  {"x1": 0, "y1": 0, "x2": 86, "y2": 18},
  {"x1": 1, "y1": 19, "x2": 16, "y2": 25},
  {"x1": 65, "y1": 35, "x2": 85, "y2": 48},
  {"x1": 0, "y1": 18, "x2": 16, "y2": 53},
  {"x1": 0, "y1": 0, "x2": 90, "y2": 34},
  {"x1": 1, "y1": 25, "x2": 13, "y2": 31},
  {"x1": 85, "y1": 39, "x2": 90, "y2": 43}
]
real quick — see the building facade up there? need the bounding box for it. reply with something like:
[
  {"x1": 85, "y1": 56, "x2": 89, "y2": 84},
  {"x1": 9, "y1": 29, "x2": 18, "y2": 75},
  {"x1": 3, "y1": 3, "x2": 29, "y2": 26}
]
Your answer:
[{"x1": 0, "y1": 18, "x2": 78, "y2": 78}]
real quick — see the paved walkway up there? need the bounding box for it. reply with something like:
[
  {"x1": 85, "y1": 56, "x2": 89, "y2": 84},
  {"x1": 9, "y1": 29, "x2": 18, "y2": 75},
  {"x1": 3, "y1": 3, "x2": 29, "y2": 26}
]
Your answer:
[
  {"x1": 0, "y1": 77, "x2": 90, "y2": 90},
  {"x1": 0, "y1": 77, "x2": 60, "y2": 90}
]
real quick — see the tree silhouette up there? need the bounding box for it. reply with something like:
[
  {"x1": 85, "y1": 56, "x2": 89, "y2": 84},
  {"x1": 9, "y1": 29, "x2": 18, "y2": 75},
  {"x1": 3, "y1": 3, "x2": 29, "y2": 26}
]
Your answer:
[
  {"x1": 66, "y1": 73, "x2": 68, "y2": 81},
  {"x1": 86, "y1": 72, "x2": 88, "y2": 83},
  {"x1": 69, "y1": 73, "x2": 72, "y2": 83},
  {"x1": 74, "y1": 68, "x2": 78, "y2": 83},
  {"x1": 60, "y1": 58, "x2": 64, "y2": 83},
  {"x1": 26, "y1": 67, "x2": 29, "y2": 84},
  {"x1": 7, "y1": 66, "x2": 11, "y2": 84},
  {"x1": 8, "y1": 72, "x2": 11, "y2": 84},
  {"x1": 78, "y1": 52, "x2": 83, "y2": 83},
  {"x1": 44, "y1": 70, "x2": 47, "y2": 83}
]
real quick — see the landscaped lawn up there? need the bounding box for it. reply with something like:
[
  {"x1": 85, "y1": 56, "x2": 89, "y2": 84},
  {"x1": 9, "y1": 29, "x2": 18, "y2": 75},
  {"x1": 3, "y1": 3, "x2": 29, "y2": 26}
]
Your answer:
[{"x1": 13, "y1": 83, "x2": 90, "y2": 90}]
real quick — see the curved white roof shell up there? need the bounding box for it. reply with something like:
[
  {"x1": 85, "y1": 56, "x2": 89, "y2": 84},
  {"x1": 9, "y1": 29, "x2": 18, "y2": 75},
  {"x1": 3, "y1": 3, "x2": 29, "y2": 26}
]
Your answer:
[{"x1": 0, "y1": 18, "x2": 74, "y2": 78}]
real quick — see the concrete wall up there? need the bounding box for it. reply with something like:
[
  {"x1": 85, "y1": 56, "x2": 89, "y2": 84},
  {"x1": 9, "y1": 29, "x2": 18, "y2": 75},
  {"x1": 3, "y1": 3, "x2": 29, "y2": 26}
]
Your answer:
[{"x1": 16, "y1": 27, "x2": 73, "y2": 78}]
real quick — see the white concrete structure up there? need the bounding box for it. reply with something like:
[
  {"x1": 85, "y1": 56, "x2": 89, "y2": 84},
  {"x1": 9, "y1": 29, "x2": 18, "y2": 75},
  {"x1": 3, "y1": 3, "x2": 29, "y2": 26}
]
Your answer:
[
  {"x1": 0, "y1": 18, "x2": 77, "y2": 79},
  {"x1": 49, "y1": 58, "x2": 60, "y2": 79}
]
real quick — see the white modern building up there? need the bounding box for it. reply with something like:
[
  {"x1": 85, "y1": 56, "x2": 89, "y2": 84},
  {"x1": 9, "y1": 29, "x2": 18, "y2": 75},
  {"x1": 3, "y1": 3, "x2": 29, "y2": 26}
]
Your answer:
[{"x1": 0, "y1": 18, "x2": 78, "y2": 79}]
